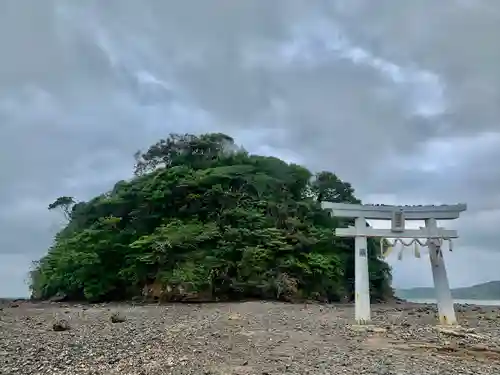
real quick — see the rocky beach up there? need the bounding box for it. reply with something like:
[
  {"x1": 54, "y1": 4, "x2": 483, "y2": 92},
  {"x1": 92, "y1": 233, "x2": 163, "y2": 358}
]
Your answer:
[{"x1": 1, "y1": 300, "x2": 500, "y2": 374}]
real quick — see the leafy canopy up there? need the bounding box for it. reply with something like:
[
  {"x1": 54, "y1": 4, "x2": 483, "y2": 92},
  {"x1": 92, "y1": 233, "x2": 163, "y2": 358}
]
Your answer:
[{"x1": 30, "y1": 133, "x2": 393, "y2": 303}]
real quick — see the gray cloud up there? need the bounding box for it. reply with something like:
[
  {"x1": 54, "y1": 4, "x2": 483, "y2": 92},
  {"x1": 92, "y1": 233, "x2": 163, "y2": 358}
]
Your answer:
[{"x1": 1, "y1": 0, "x2": 499, "y2": 296}]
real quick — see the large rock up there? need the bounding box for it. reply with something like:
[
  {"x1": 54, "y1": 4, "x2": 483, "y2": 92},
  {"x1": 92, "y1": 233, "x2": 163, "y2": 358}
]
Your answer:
[
  {"x1": 52, "y1": 318, "x2": 70, "y2": 332},
  {"x1": 49, "y1": 293, "x2": 68, "y2": 303}
]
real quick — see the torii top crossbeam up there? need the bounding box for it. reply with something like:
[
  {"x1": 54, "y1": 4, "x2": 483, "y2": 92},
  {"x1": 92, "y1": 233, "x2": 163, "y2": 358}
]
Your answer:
[
  {"x1": 322, "y1": 203, "x2": 467, "y2": 220},
  {"x1": 322, "y1": 203, "x2": 467, "y2": 239}
]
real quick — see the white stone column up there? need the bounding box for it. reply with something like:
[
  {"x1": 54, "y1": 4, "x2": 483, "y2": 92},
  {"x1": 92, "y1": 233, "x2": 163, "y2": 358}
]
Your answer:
[
  {"x1": 426, "y1": 218, "x2": 457, "y2": 325},
  {"x1": 354, "y1": 217, "x2": 371, "y2": 324}
]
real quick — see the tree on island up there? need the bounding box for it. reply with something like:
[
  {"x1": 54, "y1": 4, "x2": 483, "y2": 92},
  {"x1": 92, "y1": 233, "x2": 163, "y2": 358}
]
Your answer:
[
  {"x1": 47, "y1": 196, "x2": 75, "y2": 221},
  {"x1": 29, "y1": 133, "x2": 393, "y2": 303}
]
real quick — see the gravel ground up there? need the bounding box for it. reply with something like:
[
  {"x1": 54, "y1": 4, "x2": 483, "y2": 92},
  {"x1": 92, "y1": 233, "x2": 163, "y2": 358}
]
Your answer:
[{"x1": 2, "y1": 300, "x2": 500, "y2": 374}]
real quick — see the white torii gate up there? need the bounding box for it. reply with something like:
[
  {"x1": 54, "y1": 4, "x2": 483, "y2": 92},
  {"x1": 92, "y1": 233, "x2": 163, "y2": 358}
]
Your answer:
[{"x1": 322, "y1": 203, "x2": 467, "y2": 326}]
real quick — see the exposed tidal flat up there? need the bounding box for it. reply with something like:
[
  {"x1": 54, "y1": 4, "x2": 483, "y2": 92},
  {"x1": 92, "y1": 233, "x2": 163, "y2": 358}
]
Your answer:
[{"x1": 2, "y1": 299, "x2": 500, "y2": 374}]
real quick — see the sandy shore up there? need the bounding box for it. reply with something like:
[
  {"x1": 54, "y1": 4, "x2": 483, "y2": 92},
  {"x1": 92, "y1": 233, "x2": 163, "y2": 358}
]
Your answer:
[{"x1": 2, "y1": 300, "x2": 500, "y2": 374}]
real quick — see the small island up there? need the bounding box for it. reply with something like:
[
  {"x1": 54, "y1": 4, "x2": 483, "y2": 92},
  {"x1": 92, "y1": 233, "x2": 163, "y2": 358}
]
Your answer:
[{"x1": 29, "y1": 132, "x2": 394, "y2": 304}]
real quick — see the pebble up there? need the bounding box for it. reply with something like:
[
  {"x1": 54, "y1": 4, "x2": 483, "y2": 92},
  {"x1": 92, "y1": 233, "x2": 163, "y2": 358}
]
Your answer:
[{"x1": 1, "y1": 301, "x2": 500, "y2": 374}]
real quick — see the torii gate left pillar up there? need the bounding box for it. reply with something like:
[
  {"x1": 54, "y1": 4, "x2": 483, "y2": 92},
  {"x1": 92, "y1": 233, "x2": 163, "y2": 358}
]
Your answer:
[
  {"x1": 322, "y1": 203, "x2": 466, "y2": 325},
  {"x1": 353, "y1": 217, "x2": 371, "y2": 324}
]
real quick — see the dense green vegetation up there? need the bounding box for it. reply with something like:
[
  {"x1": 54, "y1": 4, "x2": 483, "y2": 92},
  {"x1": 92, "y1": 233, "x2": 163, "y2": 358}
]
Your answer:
[
  {"x1": 30, "y1": 133, "x2": 393, "y2": 303},
  {"x1": 397, "y1": 281, "x2": 500, "y2": 300}
]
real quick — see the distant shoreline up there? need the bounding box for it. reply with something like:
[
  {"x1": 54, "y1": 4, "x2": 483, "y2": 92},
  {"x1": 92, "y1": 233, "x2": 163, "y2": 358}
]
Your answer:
[{"x1": 396, "y1": 280, "x2": 500, "y2": 302}]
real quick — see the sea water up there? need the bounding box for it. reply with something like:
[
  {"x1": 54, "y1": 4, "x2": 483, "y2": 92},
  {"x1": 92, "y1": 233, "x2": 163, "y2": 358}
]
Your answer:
[{"x1": 406, "y1": 298, "x2": 500, "y2": 306}]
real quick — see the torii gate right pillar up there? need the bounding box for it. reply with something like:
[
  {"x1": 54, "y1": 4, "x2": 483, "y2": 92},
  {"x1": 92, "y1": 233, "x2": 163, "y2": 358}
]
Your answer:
[{"x1": 426, "y1": 218, "x2": 457, "y2": 325}]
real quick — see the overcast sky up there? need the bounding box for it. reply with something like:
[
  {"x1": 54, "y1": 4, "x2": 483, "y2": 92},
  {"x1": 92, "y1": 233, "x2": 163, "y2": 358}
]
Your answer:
[{"x1": 1, "y1": 0, "x2": 499, "y2": 297}]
